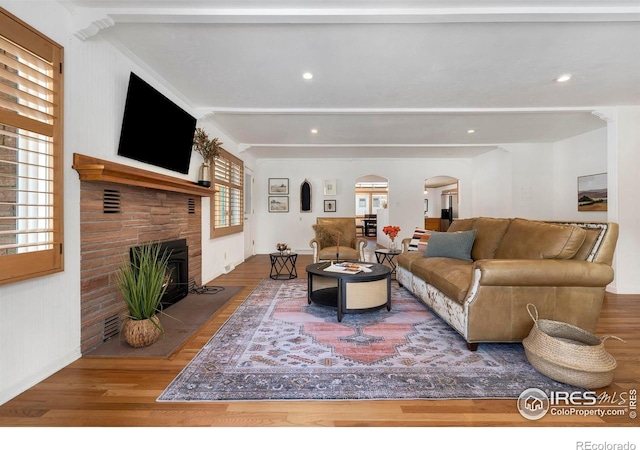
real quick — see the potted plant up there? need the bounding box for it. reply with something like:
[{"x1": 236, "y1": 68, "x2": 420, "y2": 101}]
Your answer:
[
  {"x1": 115, "y1": 242, "x2": 173, "y2": 348},
  {"x1": 382, "y1": 225, "x2": 401, "y2": 252},
  {"x1": 193, "y1": 127, "x2": 224, "y2": 187}
]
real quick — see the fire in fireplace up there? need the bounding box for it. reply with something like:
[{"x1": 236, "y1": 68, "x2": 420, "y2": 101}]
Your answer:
[{"x1": 130, "y1": 239, "x2": 189, "y2": 309}]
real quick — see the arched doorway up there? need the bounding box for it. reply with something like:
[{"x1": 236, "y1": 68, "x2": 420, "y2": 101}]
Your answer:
[
  {"x1": 424, "y1": 175, "x2": 458, "y2": 231},
  {"x1": 355, "y1": 175, "x2": 388, "y2": 237}
]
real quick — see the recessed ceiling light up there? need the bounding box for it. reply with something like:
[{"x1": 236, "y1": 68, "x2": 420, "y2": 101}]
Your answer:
[
  {"x1": 467, "y1": 129, "x2": 475, "y2": 134},
  {"x1": 311, "y1": 129, "x2": 318, "y2": 134},
  {"x1": 556, "y1": 74, "x2": 572, "y2": 82},
  {"x1": 302, "y1": 72, "x2": 313, "y2": 80}
]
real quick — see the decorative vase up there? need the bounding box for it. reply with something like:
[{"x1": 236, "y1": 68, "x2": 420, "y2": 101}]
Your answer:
[
  {"x1": 389, "y1": 237, "x2": 397, "y2": 252},
  {"x1": 197, "y1": 162, "x2": 211, "y2": 187},
  {"x1": 122, "y1": 315, "x2": 162, "y2": 348}
]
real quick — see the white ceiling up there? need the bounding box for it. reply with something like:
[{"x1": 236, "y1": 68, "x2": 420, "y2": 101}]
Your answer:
[{"x1": 64, "y1": 0, "x2": 640, "y2": 159}]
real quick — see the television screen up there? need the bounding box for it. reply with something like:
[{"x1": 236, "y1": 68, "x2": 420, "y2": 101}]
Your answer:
[{"x1": 117, "y1": 72, "x2": 196, "y2": 174}]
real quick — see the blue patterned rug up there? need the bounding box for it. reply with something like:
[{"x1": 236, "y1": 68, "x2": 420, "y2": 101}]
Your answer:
[{"x1": 157, "y1": 278, "x2": 573, "y2": 401}]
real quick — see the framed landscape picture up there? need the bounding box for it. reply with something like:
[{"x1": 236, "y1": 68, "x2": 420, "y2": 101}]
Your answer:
[
  {"x1": 268, "y1": 196, "x2": 289, "y2": 213},
  {"x1": 268, "y1": 178, "x2": 289, "y2": 195},
  {"x1": 578, "y1": 173, "x2": 607, "y2": 212}
]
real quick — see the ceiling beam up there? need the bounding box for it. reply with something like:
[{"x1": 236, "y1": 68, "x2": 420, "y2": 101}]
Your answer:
[{"x1": 71, "y1": 4, "x2": 640, "y2": 40}]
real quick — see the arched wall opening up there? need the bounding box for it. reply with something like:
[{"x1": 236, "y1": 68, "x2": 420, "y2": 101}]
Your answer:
[
  {"x1": 355, "y1": 174, "x2": 388, "y2": 238},
  {"x1": 424, "y1": 175, "x2": 459, "y2": 231}
]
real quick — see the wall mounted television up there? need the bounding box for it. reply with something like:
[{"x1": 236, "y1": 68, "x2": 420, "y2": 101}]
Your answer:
[{"x1": 117, "y1": 72, "x2": 196, "y2": 174}]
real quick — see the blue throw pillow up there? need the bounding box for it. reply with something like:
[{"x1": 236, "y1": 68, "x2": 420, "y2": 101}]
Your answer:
[{"x1": 424, "y1": 230, "x2": 477, "y2": 261}]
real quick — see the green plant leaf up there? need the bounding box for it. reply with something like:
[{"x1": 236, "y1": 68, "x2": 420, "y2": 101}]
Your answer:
[{"x1": 115, "y1": 242, "x2": 173, "y2": 325}]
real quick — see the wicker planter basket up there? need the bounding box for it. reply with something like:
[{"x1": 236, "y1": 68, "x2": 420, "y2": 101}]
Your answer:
[
  {"x1": 122, "y1": 315, "x2": 162, "y2": 348},
  {"x1": 522, "y1": 304, "x2": 624, "y2": 389}
]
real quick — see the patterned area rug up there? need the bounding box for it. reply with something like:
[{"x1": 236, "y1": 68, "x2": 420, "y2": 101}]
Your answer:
[{"x1": 157, "y1": 278, "x2": 572, "y2": 401}]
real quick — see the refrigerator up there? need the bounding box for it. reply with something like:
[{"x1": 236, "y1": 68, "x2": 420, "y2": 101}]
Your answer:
[{"x1": 440, "y1": 193, "x2": 458, "y2": 231}]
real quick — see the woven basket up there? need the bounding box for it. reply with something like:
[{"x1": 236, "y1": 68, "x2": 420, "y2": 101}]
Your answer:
[
  {"x1": 522, "y1": 304, "x2": 624, "y2": 389},
  {"x1": 122, "y1": 315, "x2": 162, "y2": 348}
]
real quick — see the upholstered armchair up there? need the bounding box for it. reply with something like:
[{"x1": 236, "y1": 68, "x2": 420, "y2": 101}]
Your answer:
[{"x1": 309, "y1": 217, "x2": 367, "y2": 263}]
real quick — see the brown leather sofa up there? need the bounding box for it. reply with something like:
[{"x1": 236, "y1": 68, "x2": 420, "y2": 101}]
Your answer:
[{"x1": 397, "y1": 217, "x2": 618, "y2": 350}]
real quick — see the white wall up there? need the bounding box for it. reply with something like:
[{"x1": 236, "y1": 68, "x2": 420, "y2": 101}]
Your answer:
[
  {"x1": 508, "y1": 143, "x2": 556, "y2": 219},
  {"x1": 471, "y1": 148, "x2": 513, "y2": 218},
  {"x1": 552, "y1": 128, "x2": 608, "y2": 221},
  {"x1": 471, "y1": 133, "x2": 608, "y2": 222},
  {"x1": 610, "y1": 107, "x2": 640, "y2": 294},
  {"x1": 474, "y1": 143, "x2": 557, "y2": 220},
  {"x1": 253, "y1": 158, "x2": 473, "y2": 255}
]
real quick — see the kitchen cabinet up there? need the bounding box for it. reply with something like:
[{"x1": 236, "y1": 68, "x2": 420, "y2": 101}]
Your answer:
[{"x1": 424, "y1": 218, "x2": 441, "y2": 231}]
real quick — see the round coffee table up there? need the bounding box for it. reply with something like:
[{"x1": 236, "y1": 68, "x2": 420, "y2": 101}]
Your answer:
[{"x1": 306, "y1": 261, "x2": 392, "y2": 322}]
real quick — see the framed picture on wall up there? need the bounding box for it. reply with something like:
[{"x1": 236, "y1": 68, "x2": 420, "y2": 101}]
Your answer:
[
  {"x1": 269, "y1": 196, "x2": 289, "y2": 213},
  {"x1": 578, "y1": 173, "x2": 607, "y2": 211},
  {"x1": 324, "y1": 199, "x2": 336, "y2": 212},
  {"x1": 268, "y1": 178, "x2": 289, "y2": 195},
  {"x1": 323, "y1": 179, "x2": 337, "y2": 196}
]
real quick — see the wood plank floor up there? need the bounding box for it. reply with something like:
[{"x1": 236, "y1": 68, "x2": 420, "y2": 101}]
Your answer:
[{"x1": 0, "y1": 254, "x2": 638, "y2": 431}]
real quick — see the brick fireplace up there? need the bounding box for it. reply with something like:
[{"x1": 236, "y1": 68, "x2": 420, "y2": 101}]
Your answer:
[{"x1": 74, "y1": 154, "x2": 211, "y2": 353}]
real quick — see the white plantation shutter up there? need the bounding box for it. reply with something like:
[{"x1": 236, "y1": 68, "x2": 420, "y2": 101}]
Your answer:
[
  {"x1": 212, "y1": 149, "x2": 243, "y2": 237},
  {"x1": 229, "y1": 157, "x2": 242, "y2": 227},
  {"x1": 0, "y1": 9, "x2": 64, "y2": 285}
]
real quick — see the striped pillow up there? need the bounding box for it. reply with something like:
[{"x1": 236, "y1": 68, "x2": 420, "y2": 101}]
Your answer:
[{"x1": 408, "y1": 228, "x2": 432, "y2": 252}]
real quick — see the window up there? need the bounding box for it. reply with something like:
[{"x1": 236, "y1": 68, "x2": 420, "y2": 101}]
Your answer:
[
  {"x1": 355, "y1": 181, "x2": 388, "y2": 216},
  {"x1": 0, "y1": 9, "x2": 64, "y2": 285},
  {"x1": 211, "y1": 149, "x2": 243, "y2": 237}
]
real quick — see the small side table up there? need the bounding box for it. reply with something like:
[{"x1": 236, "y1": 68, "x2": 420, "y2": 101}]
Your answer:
[
  {"x1": 269, "y1": 252, "x2": 298, "y2": 280},
  {"x1": 374, "y1": 249, "x2": 402, "y2": 279}
]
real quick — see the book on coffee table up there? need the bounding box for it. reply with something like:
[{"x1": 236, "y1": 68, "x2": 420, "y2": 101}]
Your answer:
[{"x1": 323, "y1": 262, "x2": 373, "y2": 274}]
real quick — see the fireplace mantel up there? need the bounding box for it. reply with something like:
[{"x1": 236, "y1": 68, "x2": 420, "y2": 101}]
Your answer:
[{"x1": 72, "y1": 153, "x2": 213, "y2": 196}]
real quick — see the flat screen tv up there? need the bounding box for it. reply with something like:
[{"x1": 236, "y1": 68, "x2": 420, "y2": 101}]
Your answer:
[{"x1": 117, "y1": 72, "x2": 196, "y2": 174}]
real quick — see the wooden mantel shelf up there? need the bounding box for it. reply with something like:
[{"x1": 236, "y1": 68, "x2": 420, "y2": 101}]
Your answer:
[{"x1": 72, "y1": 153, "x2": 213, "y2": 197}]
